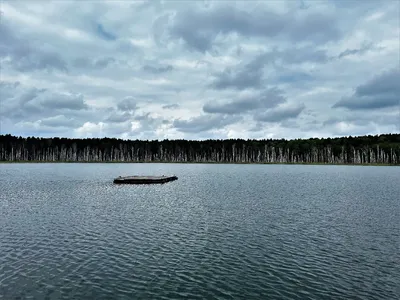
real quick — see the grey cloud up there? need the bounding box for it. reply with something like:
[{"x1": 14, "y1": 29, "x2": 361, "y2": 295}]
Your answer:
[
  {"x1": 254, "y1": 104, "x2": 305, "y2": 123},
  {"x1": 323, "y1": 111, "x2": 400, "y2": 127},
  {"x1": 338, "y1": 43, "x2": 373, "y2": 59},
  {"x1": 287, "y1": 12, "x2": 340, "y2": 44},
  {"x1": 210, "y1": 66, "x2": 262, "y2": 90},
  {"x1": 337, "y1": 42, "x2": 385, "y2": 59},
  {"x1": 132, "y1": 112, "x2": 170, "y2": 132},
  {"x1": 94, "y1": 57, "x2": 116, "y2": 68},
  {"x1": 40, "y1": 115, "x2": 81, "y2": 128},
  {"x1": 162, "y1": 104, "x2": 180, "y2": 109},
  {"x1": 210, "y1": 47, "x2": 329, "y2": 90},
  {"x1": 333, "y1": 94, "x2": 398, "y2": 110},
  {"x1": 276, "y1": 71, "x2": 314, "y2": 84},
  {"x1": 281, "y1": 119, "x2": 319, "y2": 130},
  {"x1": 105, "y1": 112, "x2": 133, "y2": 123},
  {"x1": 115, "y1": 39, "x2": 141, "y2": 54},
  {"x1": 152, "y1": 13, "x2": 174, "y2": 46},
  {"x1": 169, "y1": 5, "x2": 341, "y2": 52},
  {"x1": 203, "y1": 88, "x2": 285, "y2": 114},
  {"x1": 133, "y1": 112, "x2": 153, "y2": 122},
  {"x1": 210, "y1": 53, "x2": 268, "y2": 90},
  {"x1": 276, "y1": 46, "x2": 330, "y2": 64},
  {"x1": 263, "y1": 46, "x2": 330, "y2": 65},
  {"x1": 65, "y1": 107, "x2": 115, "y2": 126},
  {"x1": 13, "y1": 121, "x2": 74, "y2": 137},
  {"x1": 15, "y1": 52, "x2": 67, "y2": 72},
  {"x1": 117, "y1": 97, "x2": 137, "y2": 111},
  {"x1": 356, "y1": 68, "x2": 400, "y2": 96},
  {"x1": 248, "y1": 122, "x2": 264, "y2": 132},
  {"x1": 0, "y1": 81, "x2": 25, "y2": 101},
  {"x1": 333, "y1": 68, "x2": 400, "y2": 110},
  {"x1": 330, "y1": 126, "x2": 379, "y2": 137},
  {"x1": 34, "y1": 92, "x2": 87, "y2": 110},
  {"x1": 62, "y1": 84, "x2": 136, "y2": 102},
  {"x1": 73, "y1": 57, "x2": 116, "y2": 69},
  {"x1": 299, "y1": 0, "x2": 311, "y2": 9},
  {"x1": 132, "y1": 0, "x2": 162, "y2": 11},
  {"x1": 134, "y1": 92, "x2": 179, "y2": 101},
  {"x1": 0, "y1": 23, "x2": 67, "y2": 72},
  {"x1": 143, "y1": 64, "x2": 173, "y2": 74},
  {"x1": 173, "y1": 115, "x2": 241, "y2": 133},
  {"x1": 323, "y1": 117, "x2": 371, "y2": 127},
  {"x1": 104, "y1": 122, "x2": 133, "y2": 135},
  {"x1": 0, "y1": 81, "x2": 88, "y2": 123},
  {"x1": 321, "y1": 117, "x2": 385, "y2": 137},
  {"x1": 95, "y1": 23, "x2": 117, "y2": 41},
  {"x1": 0, "y1": 82, "x2": 134, "y2": 135}
]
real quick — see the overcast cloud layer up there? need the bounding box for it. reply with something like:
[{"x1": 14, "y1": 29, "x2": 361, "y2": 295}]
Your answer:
[{"x1": 0, "y1": 0, "x2": 399, "y2": 140}]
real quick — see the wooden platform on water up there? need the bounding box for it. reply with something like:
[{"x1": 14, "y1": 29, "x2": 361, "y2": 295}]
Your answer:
[{"x1": 113, "y1": 175, "x2": 178, "y2": 184}]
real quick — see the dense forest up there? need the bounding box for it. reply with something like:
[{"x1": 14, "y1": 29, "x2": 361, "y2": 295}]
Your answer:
[{"x1": 1, "y1": 133, "x2": 399, "y2": 165}]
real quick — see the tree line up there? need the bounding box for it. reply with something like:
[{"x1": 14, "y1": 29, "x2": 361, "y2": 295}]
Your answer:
[{"x1": 0, "y1": 133, "x2": 399, "y2": 165}]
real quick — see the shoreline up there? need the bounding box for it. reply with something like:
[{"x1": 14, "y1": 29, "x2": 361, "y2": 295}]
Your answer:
[{"x1": 0, "y1": 161, "x2": 397, "y2": 166}]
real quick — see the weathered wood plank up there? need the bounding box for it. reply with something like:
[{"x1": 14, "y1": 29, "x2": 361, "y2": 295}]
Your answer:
[{"x1": 113, "y1": 175, "x2": 178, "y2": 184}]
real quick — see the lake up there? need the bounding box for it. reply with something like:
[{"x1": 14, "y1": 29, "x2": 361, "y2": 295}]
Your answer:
[{"x1": 1, "y1": 163, "x2": 399, "y2": 299}]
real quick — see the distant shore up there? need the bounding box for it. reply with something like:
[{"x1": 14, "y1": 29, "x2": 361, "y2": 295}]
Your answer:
[
  {"x1": 2, "y1": 133, "x2": 399, "y2": 165},
  {"x1": 0, "y1": 161, "x2": 397, "y2": 166}
]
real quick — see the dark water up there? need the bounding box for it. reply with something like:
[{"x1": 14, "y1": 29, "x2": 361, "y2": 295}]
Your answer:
[{"x1": 1, "y1": 163, "x2": 399, "y2": 300}]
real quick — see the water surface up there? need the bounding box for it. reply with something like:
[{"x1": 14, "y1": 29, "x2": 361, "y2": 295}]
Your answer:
[{"x1": 1, "y1": 163, "x2": 399, "y2": 299}]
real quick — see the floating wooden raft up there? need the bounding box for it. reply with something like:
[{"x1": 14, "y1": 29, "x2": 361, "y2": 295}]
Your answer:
[{"x1": 113, "y1": 175, "x2": 178, "y2": 184}]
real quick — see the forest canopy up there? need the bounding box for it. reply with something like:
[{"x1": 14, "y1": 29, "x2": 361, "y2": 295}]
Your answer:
[{"x1": 1, "y1": 133, "x2": 399, "y2": 165}]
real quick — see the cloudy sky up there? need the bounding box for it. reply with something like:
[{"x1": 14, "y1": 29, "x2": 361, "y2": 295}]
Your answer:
[{"x1": 0, "y1": 0, "x2": 399, "y2": 140}]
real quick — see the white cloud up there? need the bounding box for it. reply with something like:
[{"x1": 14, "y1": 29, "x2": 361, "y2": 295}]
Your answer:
[{"x1": 75, "y1": 122, "x2": 106, "y2": 137}]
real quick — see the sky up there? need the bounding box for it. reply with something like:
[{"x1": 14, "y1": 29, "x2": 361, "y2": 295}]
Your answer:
[{"x1": 0, "y1": 0, "x2": 399, "y2": 140}]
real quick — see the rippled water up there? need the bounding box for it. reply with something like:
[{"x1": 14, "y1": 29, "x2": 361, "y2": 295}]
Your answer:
[{"x1": 1, "y1": 163, "x2": 399, "y2": 299}]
